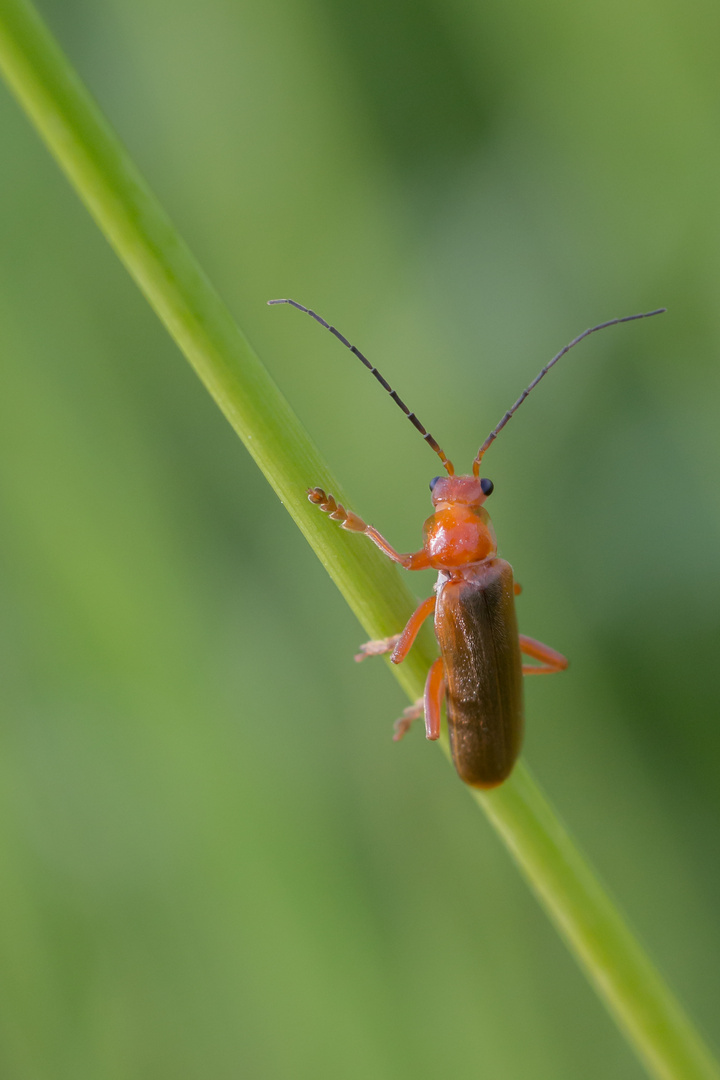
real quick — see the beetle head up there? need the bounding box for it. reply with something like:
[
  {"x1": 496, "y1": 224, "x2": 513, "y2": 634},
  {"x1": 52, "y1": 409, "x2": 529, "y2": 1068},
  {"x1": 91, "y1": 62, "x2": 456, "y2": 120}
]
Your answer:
[{"x1": 429, "y1": 474, "x2": 493, "y2": 508}]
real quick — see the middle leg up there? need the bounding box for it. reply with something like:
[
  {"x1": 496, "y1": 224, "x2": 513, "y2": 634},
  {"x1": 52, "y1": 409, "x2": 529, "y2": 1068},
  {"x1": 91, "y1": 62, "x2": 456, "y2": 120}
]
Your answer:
[
  {"x1": 354, "y1": 594, "x2": 436, "y2": 664},
  {"x1": 519, "y1": 634, "x2": 568, "y2": 675}
]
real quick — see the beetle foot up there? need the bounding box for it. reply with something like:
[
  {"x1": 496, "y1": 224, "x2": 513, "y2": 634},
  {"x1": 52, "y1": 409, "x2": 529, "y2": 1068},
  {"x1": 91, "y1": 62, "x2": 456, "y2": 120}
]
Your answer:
[
  {"x1": 307, "y1": 487, "x2": 366, "y2": 532},
  {"x1": 354, "y1": 634, "x2": 402, "y2": 662},
  {"x1": 393, "y1": 700, "x2": 424, "y2": 741}
]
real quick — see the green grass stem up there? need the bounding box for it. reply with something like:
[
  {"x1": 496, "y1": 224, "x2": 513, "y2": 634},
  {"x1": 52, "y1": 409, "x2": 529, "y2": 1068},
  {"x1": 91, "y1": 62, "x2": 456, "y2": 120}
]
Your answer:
[{"x1": 0, "y1": 1, "x2": 716, "y2": 1077}]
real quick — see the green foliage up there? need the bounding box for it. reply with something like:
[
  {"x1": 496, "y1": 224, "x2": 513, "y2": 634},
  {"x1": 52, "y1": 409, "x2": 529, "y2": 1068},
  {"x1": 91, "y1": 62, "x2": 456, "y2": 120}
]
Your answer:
[{"x1": 0, "y1": 0, "x2": 718, "y2": 1078}]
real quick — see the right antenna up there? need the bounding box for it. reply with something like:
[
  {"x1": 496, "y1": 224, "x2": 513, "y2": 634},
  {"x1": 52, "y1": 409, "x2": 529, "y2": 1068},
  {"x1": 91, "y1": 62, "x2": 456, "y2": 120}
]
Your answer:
[{"x1": 472, "y1": 307, "x2": 667, "y2": 476}]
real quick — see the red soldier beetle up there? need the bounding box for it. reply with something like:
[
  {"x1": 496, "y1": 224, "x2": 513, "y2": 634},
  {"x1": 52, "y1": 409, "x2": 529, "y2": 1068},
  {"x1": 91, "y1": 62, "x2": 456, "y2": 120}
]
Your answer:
[{"x1": 269, "y1": 298, "x2": 665, "y2": 787}]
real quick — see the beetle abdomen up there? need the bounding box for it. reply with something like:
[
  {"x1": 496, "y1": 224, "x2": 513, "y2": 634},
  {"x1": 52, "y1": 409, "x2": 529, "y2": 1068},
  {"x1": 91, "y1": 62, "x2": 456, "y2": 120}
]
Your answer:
[{"x1": 435, "y1": 559, "x2": 523, "y2": 788}]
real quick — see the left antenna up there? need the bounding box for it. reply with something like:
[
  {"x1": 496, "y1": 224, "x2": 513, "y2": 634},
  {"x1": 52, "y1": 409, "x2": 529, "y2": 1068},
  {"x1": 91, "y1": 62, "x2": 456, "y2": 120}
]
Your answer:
[
  {"x1": 473, "y1": 307, "x2": 667, "y2": 475},
  {"x1": 268, "y1": 298, "x2": 454, "y2": 475}
]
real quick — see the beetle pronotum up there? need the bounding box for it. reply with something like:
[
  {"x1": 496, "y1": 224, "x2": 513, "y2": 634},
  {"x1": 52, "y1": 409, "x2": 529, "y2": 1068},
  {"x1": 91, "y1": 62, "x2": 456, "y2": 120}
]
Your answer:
[{"x1": 269, "y1": 299, "x2": 665, "y2": 787}]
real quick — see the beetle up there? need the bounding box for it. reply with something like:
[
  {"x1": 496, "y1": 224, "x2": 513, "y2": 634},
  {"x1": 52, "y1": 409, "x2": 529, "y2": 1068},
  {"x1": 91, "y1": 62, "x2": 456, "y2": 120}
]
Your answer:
[{"x1": 269, "y1": 298, "x2": 665, "y2": 787}]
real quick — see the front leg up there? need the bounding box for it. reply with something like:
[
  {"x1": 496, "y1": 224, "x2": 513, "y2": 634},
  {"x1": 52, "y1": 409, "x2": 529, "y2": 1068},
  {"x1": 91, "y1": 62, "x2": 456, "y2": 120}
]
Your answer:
[{"x1": 308, "y1": 488, "x2": 430, "y2": 570}]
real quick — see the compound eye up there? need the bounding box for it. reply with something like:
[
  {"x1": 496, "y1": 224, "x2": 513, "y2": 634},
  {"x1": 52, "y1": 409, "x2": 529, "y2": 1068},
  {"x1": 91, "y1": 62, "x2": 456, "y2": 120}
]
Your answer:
[
  {"x1": 429, "y1": 476, "x2": 442, "y2": 491},
  {"x1": 480, "y1": 477, "x2": 494, "y2": 496}
]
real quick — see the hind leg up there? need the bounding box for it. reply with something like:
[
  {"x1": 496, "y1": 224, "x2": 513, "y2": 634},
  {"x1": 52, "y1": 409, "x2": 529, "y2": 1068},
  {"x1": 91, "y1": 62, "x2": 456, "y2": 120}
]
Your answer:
[
  {"x1": 393, "y1": 699, "x2": 424, "y2": 741},
  {"x1": 392, "y1": 656, "x2": 445, "y2": 742}
]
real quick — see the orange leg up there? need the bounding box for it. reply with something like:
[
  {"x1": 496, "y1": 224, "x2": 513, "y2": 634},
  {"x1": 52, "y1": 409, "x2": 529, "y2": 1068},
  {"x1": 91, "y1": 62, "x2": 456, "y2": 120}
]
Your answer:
[
  {"x1": 423, "y1": 657, "x2": 446, "y2": 740},
  {"x1": 354, "y1": 594, "x2": 435, "y2": 664},
  {"x1": 392, "y1": 656, "x2": 445, "y2": 742},
  {"x1": 391, "y1": 595, "x2": 436, "y2": 664},
  {"x1": 308, "y1": 487, "x2": 431, "y2": 570},
  {"x1": 519, "y1": 634, "x2": 568, "y2": 675}
]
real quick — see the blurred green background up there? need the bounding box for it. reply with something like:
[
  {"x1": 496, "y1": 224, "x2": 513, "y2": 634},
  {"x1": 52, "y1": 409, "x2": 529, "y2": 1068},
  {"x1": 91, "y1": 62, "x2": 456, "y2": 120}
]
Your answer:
[{"x1": 0, "y1": 0, "x2": 719, "y2": 1077}]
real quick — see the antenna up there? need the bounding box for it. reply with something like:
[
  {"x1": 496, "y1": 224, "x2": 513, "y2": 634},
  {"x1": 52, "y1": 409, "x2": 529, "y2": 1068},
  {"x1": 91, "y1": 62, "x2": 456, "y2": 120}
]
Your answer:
[
  {"x1": 472, "y1": 307, "x2": 667, "y2": 476},
  {"x1": 269, "y1": 298, "x2": 455, "y2": 474}
]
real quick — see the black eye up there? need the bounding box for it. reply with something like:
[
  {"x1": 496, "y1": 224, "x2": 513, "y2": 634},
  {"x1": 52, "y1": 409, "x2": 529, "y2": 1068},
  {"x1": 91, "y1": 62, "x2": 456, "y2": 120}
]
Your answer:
[
  {"x1": 480, "y1": 478, "x2": 494, "y2": 496},
  {"x1": 429, "y1": 476, "x2": 441, "y2": 491}
]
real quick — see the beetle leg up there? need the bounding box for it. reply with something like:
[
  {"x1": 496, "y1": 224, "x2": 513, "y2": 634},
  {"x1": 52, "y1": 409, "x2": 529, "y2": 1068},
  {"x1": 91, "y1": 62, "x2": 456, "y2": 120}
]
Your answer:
[
  {"x1": 354, "y1": 634, "x2": 402, "y2": 662},
  {"x1": 356, "y1": 594, "x2": 435, "y2": 667},
  {"x1": 514, "y1": 582, "x2": 522, "y2": 595},
  {"x1": 393, "y1": 699, "x2": 424, "y2": 741},
  {"x1": 392, "y1": 656, "x2": 445, "y2": 742},
  {"x1": 423, "y1": 657, "x2": 446, "y2": 740},
  {"x1": 308, "y1": 488, "x2": 431, "y2": 569},
  {"x1": 519, "y1": 634, "x2": 568, "y2": 675},
  {"x1": 355, "y1": 592, "x2": 435, "y2": 663},
  {"x1": 391, "y1": 595, "x2": 436, "y2": 664}
]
